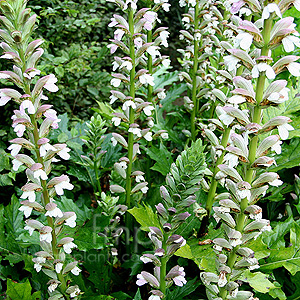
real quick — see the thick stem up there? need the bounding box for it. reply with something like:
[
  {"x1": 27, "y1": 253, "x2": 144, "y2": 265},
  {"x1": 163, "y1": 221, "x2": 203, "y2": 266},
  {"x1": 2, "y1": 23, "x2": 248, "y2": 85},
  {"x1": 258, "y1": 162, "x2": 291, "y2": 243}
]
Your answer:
[
  {"x1": 190, "y1": 0, "x2": 200, "y2": 141},
  {"x1": 125, "y1": 7, "x2": 136, "y2": 231},
  {"x1": 219, "y1": 17, "x2": 273, "y2": 300}
]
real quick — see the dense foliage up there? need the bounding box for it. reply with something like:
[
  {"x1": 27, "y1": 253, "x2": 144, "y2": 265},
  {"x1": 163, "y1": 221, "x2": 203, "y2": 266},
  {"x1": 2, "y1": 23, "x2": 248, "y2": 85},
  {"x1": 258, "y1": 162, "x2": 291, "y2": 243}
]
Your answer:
[{"x1": 0, "y1": 0, "x2": 300, "y2": 300}]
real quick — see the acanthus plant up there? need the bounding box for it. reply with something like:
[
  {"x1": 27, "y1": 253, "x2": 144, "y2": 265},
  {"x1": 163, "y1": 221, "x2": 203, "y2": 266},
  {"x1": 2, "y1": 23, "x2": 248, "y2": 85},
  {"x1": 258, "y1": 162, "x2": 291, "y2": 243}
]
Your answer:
[
  {"x1": 178, "y1": 0, "x2": 226, "y2": 141},
  {"x1": 0, "y1": 0, "x2": 81, "y2": 298},
  {"x1": 199, "y1": 0, "x2": 300, "y2": 299},
  {"x1": 106, "y1": 0, "x2": 170, "y2": 229},
  {"x1": 131, "y1": 139, "x2": 207, "y2": 299}
]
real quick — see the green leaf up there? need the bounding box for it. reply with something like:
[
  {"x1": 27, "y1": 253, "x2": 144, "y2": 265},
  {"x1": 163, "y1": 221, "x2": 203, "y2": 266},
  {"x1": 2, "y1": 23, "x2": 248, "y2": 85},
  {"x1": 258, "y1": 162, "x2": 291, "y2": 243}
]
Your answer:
[
  {"x1": 0, "y1": 149, "x2": 10, "y2": 172},
  {"x1": 174, "y1": 244, "x2": 193, "y2": 260},
  {"x1": 263, "y1": 93, "x2": 300, "y2": 139},
  {"x1": 260, "y1": 222, "x2": 300, "y2": 275},
  {"x1": 133, "y1": 289, "x2": 142, "y2": 300},
  {"x1": 166, "y1": 277, "x2": 200, "y2": 300},
  {"x1": 145, "y1": 143, "x2": 173, "y2": 176},
  {"x1": 128, "y1": 206, "x2": 161, "y2": 231},
  {"x1": 270, "y1": 138, "x2": 300, "y2": 172},
  {"x1": 59, "y1": 196, "x2": 91, "y2": 226},
  {"x1": 6, "y1": 278, "x2": 41, "y2": 300},
  {"x1": 240, "y1": 270, "x2": 276, "y2": 293}
]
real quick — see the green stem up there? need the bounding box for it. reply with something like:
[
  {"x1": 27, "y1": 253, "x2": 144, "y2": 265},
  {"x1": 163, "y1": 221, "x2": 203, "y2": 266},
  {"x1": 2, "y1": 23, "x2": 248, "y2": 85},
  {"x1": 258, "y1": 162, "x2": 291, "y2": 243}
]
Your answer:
[
  {"x1": 219, "y1": 17, "x2": 273, "y2": 300},
  {"x1": 160, "y1": 235, "x2": 168, "y2": 297},
  {"x1": 125, "y1": 7, "x2": 136, "y2": 231},
  {"x1": 190, "y1": 0, "x2": 200, "y2": 141},
  {"x1": 94, "y1": 150, "x2": 102, "y2": 197},
  {"x1": 20, "y1": 43, "x2": 69, "y2": 297}
]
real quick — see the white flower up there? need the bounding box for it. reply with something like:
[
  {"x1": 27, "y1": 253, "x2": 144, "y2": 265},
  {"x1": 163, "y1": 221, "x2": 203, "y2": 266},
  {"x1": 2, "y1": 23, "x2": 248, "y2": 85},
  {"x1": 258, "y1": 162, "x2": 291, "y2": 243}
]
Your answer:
[
  {"x1": 278, "y1": 123, "x2": 294, "y2": 140},
  {"x1": 120, "y1": 60, "x2": 133, "y2": 71},
  {"x1": 114, "y1": 29, "x2": 125, "y2": 41},
  {"x1": 139, "y1": 74, "x2": 155, "y2": 86},
  {"x1": 33, "y1": 257, "x2": 46, "y2": 272},
  {"x1": 144, "y1": 131, "x2": 153, "y2": 141},
  {"x1": 40, "y1": 143, "x2": 56, "y2": 157},
  {"x1": 45, "y1": 207, "x2": 63, "y2": 218},
  {"x1": 65, "y1": 214, "x2": 77, "y2": 228},
  {"x1": 149, "y1": 295, "x2": 160, "y2": 300},
  {"x1": 136, "y1": 274, "x2": 147, "y2": 286},
  {"x1": 54, "y1": 177, "x2": 74, "y2": 196},
  {"x1": 44, "y1": 74, "x2": 59, "y2": 92},
  {"x1": 136, "y1": 175, "x2": 145, "y2": 182},
  {"x1": 224, "y1": 55, "x2": 239, "y2": 72},
  {"x1": 20, "y1": 100, "x2": 35, "y2": 114},
  {"x1": 161, "y1": 132, "x2": 168, "y2": 139},
  {"x1": 119, "y1": 161, "x2": 127, "y2": 169},
  {"x1": 271, "y1": 140, "x2": 282, "y2": 154},
  {"x1": 112, "y1": 117, "x2": 121, "y2": 126},
  {"x1": 223, "y1": 153, "x2": 239, "y2": 168},
  {"x1": 13, "y1": 124, "x2": 26, "y2": 137},
  {"x1": 140, "y1": 256, "x2": 152, "y2": 263},
  {"x1": 218, "y1": 272, "x2": 227, "y2": 287},
  {"x1": 287, "y1": 62, "x2": 300, "y2": 76},
  {"x1": 269, "y1": 178, "x2": 283, "y2": 186},
  {"x1": 63, "y1": 241, "x2": 77, "y2": 254},
  {"x1": 58, "y1": 147, "x2": 71, "y2": 160},
  {"x1": 19, "y1": 205, "x2": 33, "y2": 218},
  {"x1": 157, "y1": 90, "x2": 166, "y2": 99},
  {"x1": 268, "y1": 88, "x2": 289, "y2": 104},
  {"x1": 111, "y1": 136, "x2": 117, "y2": 146},
  {"x1": 141, "y1": 186, "x2": 149, "y2": 194},
  {"x1": 216, "y1": 107, "x2": 234, "y2": 126},
  {"x1": 252, "y1": 63, "x2": 276, "y2": 79},
  {"x1": 7, "y1": 144, "x2": 22, "y2": 157},
  {"x1": 228, "y1": 95, "x2": 246, "y2": 105},
  {"x1": 143, "y1": 105, "x2": 155, "y2": 116},
  {"x1": 262, "y1": 3, "x2": 282, "y2": 20},
  {"x1": 24, "y1": 225, "x2": 35, "y2": 236},
  {"x1": 48, "y1": 282, "x2": 59, "y2": 293},
  {"x1": 40, "y1": 232, "x2": 52, "y2": 244},
  {"x1": 71, "y1": 266, "x2": 81, "y2": 276},
  {"x1": 122, "y1": 100, "x2": 136, "y2": 111},
  {"x1": 282, "y1": 35, "x2": 300, "y2": 52},
  {"x1": 55, "y1": 262, "x2": 64, "y2": 273},
  {"x1": 235, "y1": 32, "x2": 253, "y2": 50},
  {"x1": 162, "y1": 58, "x2": 171, "y2": 68},
  {"x1": 70, "y1": 286, "x2": 81, "y2": 298},
  {"x1": 34, "y1": 169, "x2": 48, "y2": 180},
  {"x1": 109, "y1": 94, "x2": 118, "y2": 104},
  {"x1": 111, "y1": 78, "x2": 121, "y2": 87},
  {"x1": 128, "y1": 127, "x2": 142, "y2": 137},
  {"x1": 173, "y1": 267, "x2": 187, "y2": 287},
  {"x1": 147, "y1": 46, "x2": 161, "y2": 58}
]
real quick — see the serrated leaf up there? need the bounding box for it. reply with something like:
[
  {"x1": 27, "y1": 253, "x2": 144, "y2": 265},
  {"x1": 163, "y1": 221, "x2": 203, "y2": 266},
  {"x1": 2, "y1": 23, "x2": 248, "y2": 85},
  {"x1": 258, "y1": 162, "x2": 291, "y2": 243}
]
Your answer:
[
  {"x1": 59, "y1": 196, "x2": 91, "y2": 226},
  {"x1": 145, "y1": 143, "x2": 173, "y2": 176},
  {"x1": 128, "y1": 206, "x2": 161, "y2": 231},
  {"x1": 174, "y1": 244, "x2": 193, "y2": 260},
  {"x1": 270, "y1": 138, "x2": 300, "y2": 172},
  {"x1": 6, "y1": 278, "x2": 41, "y2": 300},
  {"x1": 240, "y1": 270, "x2": 276, "y2": 293},
  {"x1": 166, "y1": 277, "x2": 200, "y2": 300}
]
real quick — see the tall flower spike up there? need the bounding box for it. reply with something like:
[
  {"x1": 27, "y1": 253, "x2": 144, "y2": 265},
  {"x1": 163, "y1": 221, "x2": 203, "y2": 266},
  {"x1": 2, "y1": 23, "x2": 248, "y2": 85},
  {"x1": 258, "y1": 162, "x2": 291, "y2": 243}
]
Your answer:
[
  {"x1": 0, "y1": 1, "x2": 79, "y2": 298},
  {"x1": 200, "y1": 1, "x2": 296, "y2": 299},
  {"x1": 107, "y1": 0, "x2": 170, "y2": 231}
]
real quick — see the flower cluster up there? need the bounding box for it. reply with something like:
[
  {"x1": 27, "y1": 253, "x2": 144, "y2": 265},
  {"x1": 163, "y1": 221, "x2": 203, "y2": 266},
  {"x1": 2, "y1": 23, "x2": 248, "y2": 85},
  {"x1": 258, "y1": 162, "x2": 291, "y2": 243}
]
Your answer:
[
  {"x1": 200, "y1": 0, "x2": 298, "y2": 298},
  {"x1": 136, "y1": 139, "x2": 207, "y2": 299},
  {"x1": 107, "y1": 0, "x2": 170, "y2": 227},
  {"x1": 178, "y1": 0, "x2": 228, "y2": 140},
  {"x1": 0, "y1": 1, "x2": 81, "y2": 298}
]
